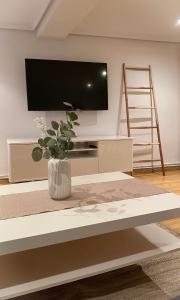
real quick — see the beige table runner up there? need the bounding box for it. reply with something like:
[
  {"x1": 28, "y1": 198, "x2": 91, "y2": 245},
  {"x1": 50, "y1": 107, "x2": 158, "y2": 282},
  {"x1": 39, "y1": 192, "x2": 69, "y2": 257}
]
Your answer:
[{"x1": 0, "y1": 178, "x2": 167, "y2": 220}]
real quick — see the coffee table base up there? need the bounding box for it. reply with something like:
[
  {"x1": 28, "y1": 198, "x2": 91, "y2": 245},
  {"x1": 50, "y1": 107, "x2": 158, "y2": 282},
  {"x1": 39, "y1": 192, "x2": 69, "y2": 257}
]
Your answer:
[{"x1": 0, "y1": 223, "x2": 179, "y2": 300}]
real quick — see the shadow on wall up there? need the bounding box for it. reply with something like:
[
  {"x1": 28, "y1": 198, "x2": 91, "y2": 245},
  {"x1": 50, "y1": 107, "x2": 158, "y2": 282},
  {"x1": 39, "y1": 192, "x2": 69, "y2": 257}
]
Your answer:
[{"x1": 45, "y1": 110, "x2": 98, "y2": 127}]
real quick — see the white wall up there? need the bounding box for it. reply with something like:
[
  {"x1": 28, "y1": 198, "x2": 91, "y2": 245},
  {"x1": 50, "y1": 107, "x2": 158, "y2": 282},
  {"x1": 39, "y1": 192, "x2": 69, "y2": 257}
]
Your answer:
[{"x1": 0, "y1": 30, "x2": 180, "y2": 177}]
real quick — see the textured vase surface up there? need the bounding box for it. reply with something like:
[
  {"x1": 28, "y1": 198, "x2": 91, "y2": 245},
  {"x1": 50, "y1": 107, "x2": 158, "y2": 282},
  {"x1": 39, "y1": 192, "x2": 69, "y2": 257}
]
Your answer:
[{"x1": 48, "y1": 158, "x2": 71, "y2": 200}]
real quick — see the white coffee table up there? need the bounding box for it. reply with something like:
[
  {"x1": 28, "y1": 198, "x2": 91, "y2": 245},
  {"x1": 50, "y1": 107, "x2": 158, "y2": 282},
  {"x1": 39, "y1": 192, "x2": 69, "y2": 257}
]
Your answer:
[{"x1": 0, "y1": 171, "x2": 180, "y2": 299}]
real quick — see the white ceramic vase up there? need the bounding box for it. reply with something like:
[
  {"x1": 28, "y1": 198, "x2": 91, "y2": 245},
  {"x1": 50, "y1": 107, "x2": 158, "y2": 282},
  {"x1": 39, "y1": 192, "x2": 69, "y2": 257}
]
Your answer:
[{"x1": 48, "y1": 158, "x2": 71, "y2": 200}]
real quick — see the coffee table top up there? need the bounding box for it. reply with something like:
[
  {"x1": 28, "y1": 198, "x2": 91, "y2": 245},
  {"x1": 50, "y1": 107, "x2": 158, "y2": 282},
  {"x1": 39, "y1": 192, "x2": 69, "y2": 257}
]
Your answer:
[{"x1": 0, "y1": 171, "x2": 180, "y2": 255}]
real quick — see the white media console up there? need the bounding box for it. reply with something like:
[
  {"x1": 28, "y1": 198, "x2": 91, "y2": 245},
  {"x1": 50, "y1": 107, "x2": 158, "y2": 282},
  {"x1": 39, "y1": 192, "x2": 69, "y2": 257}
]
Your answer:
[{"x1": 7, "y1": 136, "x2": 133, "y2": 183}]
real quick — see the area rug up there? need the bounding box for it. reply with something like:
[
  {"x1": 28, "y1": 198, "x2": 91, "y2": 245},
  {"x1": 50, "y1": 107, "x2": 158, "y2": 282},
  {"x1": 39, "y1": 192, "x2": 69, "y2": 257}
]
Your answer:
[
  {"x1": 140, "y1": 222, "x2": 180, "y2": 299},
  {"x1": 140, "y1": 248, "x2": 180, "y2": 299}
]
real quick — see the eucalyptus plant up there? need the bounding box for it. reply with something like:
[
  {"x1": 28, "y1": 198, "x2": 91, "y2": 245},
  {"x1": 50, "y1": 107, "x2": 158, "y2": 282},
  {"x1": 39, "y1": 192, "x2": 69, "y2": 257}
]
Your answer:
[{"x1": 32, "y1": 102, "x2": 79, "y2": 161}]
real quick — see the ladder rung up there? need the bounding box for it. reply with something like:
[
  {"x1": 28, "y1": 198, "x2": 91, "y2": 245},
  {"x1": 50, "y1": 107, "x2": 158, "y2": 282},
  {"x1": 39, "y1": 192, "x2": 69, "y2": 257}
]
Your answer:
[
  {"x1": 125, "y1": 67, "x2": 150, "y2": 71},
  {"x1": 127, "y1": 87, "x2": 153, "y2": 90},
  {"x1": 134, "y1": 143, "x2": 160, "y2": 146},
  {"x1": 125, "y1": 91, "x2": 151, "y2": 95},
  {"x1": 134, "y1": 159, "x2": 161, "y2": 163},
  {"x1": 128, "y1": 106, "x2": 155, "y2": 110},
  {"x1": 130, "y1": 126, "x2": 157, "y2": 129}
]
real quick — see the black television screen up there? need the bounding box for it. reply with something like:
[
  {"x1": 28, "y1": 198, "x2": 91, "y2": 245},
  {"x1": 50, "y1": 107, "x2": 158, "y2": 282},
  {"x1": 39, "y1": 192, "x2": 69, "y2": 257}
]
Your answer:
[{"x1": 25, "y1": 59, "x2": 108, "y2": 111}]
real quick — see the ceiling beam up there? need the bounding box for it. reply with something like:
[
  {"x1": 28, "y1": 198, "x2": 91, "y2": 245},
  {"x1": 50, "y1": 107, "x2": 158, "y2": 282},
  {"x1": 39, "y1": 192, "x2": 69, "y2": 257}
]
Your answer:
[{"x1": 37, "y1": 0, "x2": 101, "y2": 39}]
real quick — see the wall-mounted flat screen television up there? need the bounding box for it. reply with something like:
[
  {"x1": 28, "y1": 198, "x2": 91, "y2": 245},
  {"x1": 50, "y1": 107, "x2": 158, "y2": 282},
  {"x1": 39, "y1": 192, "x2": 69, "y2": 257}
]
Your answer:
[{"x1": 25, "y1": 59, "x2": 108, "y2": 111}]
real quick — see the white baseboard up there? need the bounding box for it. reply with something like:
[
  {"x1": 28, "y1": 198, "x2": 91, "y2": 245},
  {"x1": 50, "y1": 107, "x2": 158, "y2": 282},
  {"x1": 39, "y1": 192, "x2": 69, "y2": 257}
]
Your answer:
[
  {"x1": 134, "y1": 162, "x2": 180, "y2": 170},
  {"x1": 0, "y1": 174, "x2": 8, "y2": 179}
]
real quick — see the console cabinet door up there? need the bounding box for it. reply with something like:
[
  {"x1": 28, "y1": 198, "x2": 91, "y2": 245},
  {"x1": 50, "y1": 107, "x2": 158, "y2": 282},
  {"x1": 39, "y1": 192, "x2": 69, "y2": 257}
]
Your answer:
[
  {"x1": 71, "y1": 157, "x2": 99, "y2": 176},
  {"x1": 98, "y1": 140, "x2": 133, "y2": 173},
  {"x1": 8, "y1": 144, "x2": 48, "y2": 182}
]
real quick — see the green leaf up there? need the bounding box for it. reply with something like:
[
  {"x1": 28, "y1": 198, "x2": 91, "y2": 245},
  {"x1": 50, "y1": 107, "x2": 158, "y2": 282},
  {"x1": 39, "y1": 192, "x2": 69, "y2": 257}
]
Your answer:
[
  {"x1": 60, "y1": 121, "x2": 69, "y2": 130},
  {"x1": 47, "y1": 129, "x2": 56, "y2": 136},
  {"x1": 43, "y1": 150, "x2": 51, "y2": 159},
  {"x1": 67, "y1": 141, "x2": 74, "y2": 150},
  {"x1": 68, "y1": 111, "x2": 78, "y2": 121},
  {"x1": 32, "y1": 147, "x2": 43, "y2": 161},
  {"x1": 57, "y1": 149, "x2": 66, "y2": 159},
  {"x1": 57, "y1": 136, "x2": 67, "y2": 143},
  {"x1": 67, "y1": 121, "x2": 73, "y2": 129},
  {"x1": 63, "y1": 130, "x2": 76, "y2": 138},
  {"x1": 54, "y1": 145, "x2": 60, "y2": 153},
  {"x1": 73, "y1": 121, "x2": 80, "y2": 126},
  {"x1": 47, "y1": 138, "x2": 56, "y2": 148},
  {"x1": 44, "y1": 136, "x2": 51, "y2": 146},
  {"x1": 38, "y1": 138, "x2": 45, "y2": 147},
  {"x1": 63, "y1": 102, "x2": 73, "y2": 108},
  {"x1": 51, "y1": 121, "x2": 59, "y2": 130}
]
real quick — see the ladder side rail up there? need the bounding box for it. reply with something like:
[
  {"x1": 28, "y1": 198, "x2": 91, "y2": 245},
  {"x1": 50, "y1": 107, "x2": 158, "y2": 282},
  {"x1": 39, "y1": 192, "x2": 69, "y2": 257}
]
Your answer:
[
  {"x1": 148, "y1": 67, "x2": 154, "y2": 172},
  {"x1": 123, "y1": 63, "x2": 131, "y2": 137},
  {"x1": 149, "y1": 65, "x2": 165, "y2": 176}
]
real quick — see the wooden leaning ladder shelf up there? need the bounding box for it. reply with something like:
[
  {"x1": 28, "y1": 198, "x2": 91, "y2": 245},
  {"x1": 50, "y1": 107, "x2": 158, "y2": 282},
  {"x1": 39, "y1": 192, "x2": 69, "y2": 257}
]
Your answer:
[{"x1": 122, "y1": 63, "x2": 165, "y2": 176}]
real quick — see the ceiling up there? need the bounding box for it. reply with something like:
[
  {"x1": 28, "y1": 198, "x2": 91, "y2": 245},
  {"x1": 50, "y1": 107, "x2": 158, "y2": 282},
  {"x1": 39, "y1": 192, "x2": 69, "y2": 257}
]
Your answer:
[
  {"x1": 72, "y1": 0, "x2": 180, "y2": 43},
  {"x1": 0, "y1": 0, "x2": 51, "y2": 30},
  {"x1": 1, "y1": 0, "x2": 180, "y2": 42}
]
